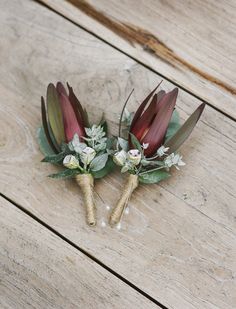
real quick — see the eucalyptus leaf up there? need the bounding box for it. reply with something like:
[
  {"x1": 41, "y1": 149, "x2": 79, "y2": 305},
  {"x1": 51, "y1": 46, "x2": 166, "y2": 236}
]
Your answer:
[
  {"x1": 42, "y1": 152, "x2": 65, "y2": 164},
  {"x1": 118, "y1": 137, "x2": 129, "y2": 151},
  {"x1": 100, "y1": 119, "x2": 108, "y2": 134},
  {"x1": 94, "y1": 143, "x2": 106, "y2": 152},
  {"x1": 90, "y1": 153, "x2": 108, "y2": 172},
  {"x1": 48, "y1": 168, "x2": 79, "y2": 179},
  {"x1": 91, "y1": 157, "x2": 115, "y2": 179},
  {"x1": 139, "y1": 170, "x2": 170, "y2": 184},
  {"x1": 165, "y1": 109, "x2": 181, "y2": 141},
  {"x1": 37, "y1": 127, "x2": 55, "y2": 156},
  {"x1": 130, "y1": 133, "x2": 142, "y2": 153},
  {"x1": 106, "y1": 137, "x2": 115, "y2": 149}
]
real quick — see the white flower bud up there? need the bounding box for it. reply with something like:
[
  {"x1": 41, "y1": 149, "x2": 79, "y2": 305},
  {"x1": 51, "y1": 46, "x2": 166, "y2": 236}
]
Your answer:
[
  {"x1": 63, "y1": 155, "x2": 80, "y2": 169},
  {"x1": 80, "y1": 147, "x2": 96, "y2": 165},
  {"x1": 127, "y1": 149, "x2": 141, "y2": 166},
  {"x1": 113, "y1": 150, "x2": 127, "y2": 166}
]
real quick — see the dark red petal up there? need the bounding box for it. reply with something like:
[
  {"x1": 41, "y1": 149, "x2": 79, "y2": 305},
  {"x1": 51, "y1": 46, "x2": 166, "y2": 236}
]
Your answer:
[
  {"x1": 56, "y1": 82, "x2": 68, "y2": 96},
  {"x1": 59, "y1": 92, "x2": 85, "y2": 142},
  {"x1": 130, "y1": 81, "x2": 162, "y2": 131},
  {"x1": 142, "y1": 88, "x2": 178, "y2": 156},
  {"x1": 131, "y1": 90, "x2": 166, "y2": 141}
]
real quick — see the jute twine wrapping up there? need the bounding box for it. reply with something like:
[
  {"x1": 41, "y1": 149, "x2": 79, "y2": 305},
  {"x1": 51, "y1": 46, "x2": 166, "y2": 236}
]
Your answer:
[
  {"x1": 75, "y1": 174, "x2": 96, "y2": 226},
  {"x1": 110, "y1": 174, "x2": 139, "y2": 226}
]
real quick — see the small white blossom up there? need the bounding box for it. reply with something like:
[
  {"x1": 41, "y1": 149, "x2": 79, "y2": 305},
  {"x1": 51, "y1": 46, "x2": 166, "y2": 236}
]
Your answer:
[
  {"x1": 157, "y1": 145, "x2": 169, "y2": 157},
  {"x1": 164, "y1": 153, "x2": 185, "y2": 170},
  {"x1": 113, "y1": 150, "x2": 127, "y2": 166},
  {"x1": 127, "y1": 149, "x2": 141, "y2": 166},
  {"x1": 63, "y1": 155, "x2": 80, "y2": 169},
  {"x1": 142, "y1": 143, "x2": 149, "y2": 150},
  {"x1": 80, "y1": 147, "x2": 96, "y2": 165}
]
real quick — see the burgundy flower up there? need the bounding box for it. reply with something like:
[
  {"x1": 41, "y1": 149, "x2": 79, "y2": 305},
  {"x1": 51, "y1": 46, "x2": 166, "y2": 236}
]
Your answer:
[
  {"x1": 130, "y1": 86, "x2": 178, "y2": 157},
  {"x1": 41, "y1": 82, "x2": 87, "y2": 153}
]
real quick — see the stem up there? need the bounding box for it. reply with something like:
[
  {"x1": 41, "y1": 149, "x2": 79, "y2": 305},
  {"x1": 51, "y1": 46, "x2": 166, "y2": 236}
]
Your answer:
[
  {"x1": 119, "y1": 89, "x2": 134, "y2": 137},
  {"x1": 139, "y1": 166, "x2": 165, "y2": 176},
  {"x1": 75, "y1": 174, "x2": 96, "y2": 226},
  {"x1": 109, "y1": 174, "x2": 139, "y2": 226}
]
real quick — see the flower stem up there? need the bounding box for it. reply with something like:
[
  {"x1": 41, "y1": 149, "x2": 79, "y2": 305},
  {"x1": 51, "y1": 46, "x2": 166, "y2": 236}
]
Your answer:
[
  {"x1": 75, "y1": 174, "x2": 96, "y2": 226},
  {"x1": 109, "y1": 174, "x2": 139, "y2": 226},
  {"x1": 139, "y1": 166, "x2": 165, "y2": 176}
]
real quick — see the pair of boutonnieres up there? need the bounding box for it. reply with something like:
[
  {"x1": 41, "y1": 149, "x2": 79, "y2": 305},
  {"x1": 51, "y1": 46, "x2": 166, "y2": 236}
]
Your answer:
[{"x1": 38, "y1": 82, "x2": 205, "y2": 227}]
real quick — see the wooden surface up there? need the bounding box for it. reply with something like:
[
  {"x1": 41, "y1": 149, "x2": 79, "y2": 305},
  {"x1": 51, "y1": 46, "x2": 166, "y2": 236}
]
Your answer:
[
  {"x1": 0, "y1": 0, "x2": 236, "y2": 309},
  {"x1": 0, "y1": 196, "x2": 157, "y2": 309},
  {"x1": 40, "y1": 0, "x2": 236, "y2": 119}
]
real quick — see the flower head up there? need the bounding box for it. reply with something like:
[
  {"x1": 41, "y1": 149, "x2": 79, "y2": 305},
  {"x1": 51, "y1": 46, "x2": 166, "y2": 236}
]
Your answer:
[
  {"x1": 129, "y1": 85, "x2": 178, "y2": 157},
  {"x1": 41, "y1": 82, "x2": 87, "y2": 153}
]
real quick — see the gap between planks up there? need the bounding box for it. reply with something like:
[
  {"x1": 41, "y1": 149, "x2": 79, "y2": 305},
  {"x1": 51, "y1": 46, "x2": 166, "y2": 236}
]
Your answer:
[
  {"x1": 0, "y1": 193, "x2": 168, "y2": 309},
  {"x1": 35, "y1": 0, "x2": 236, "y2": 123}
]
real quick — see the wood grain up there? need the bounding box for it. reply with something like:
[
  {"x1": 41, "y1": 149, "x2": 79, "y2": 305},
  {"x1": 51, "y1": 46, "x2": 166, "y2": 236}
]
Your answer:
[
  {"x1": 39, "y1": 0, "x2": 236, "y2": 120},
  {"x1": 0, "y1": 196, "x2": 157, "y2": 309},
  {"x1": 0, "y1": 0, "x2": 236, "y2": 308}
]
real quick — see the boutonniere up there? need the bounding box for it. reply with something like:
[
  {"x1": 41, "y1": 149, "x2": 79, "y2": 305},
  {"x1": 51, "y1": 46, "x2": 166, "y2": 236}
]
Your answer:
[
  {"x1": 110, "y1": 83, "x2": 205, "y2": 226},
  {"x1": 37, "y1": 82, "x2": 114, "y2": 226}
]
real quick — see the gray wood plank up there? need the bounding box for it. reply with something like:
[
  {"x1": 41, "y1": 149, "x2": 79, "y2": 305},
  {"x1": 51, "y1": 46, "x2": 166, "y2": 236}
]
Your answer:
[
  {"x1": 0, "y1": 196, "x2": 157, "y2": 309},
  {"x1": 40, "y1": 0, "x2": 236, "y2": 119},
  {"x1": 0, "y1": 0, "x2": 236, "y2": 308}
]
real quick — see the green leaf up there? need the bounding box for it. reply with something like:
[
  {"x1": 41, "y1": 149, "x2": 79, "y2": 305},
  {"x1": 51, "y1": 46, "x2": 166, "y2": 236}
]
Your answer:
[
  {"x1": 90, "y1": 153, "x2": 108, "y2": 172},
  {"x1": 48, "y1": 169, "x2": 79, "y2": 179},
  {"x1": 47, "y1": 83, "x2": 65, "y2": 146},
  {"x1": 41, "y1": 96, "x2": 59, "y2": 153},
  {"x1": 37, "y1": 127, "x2": 55, "y2": 156},
  {"x1": 165, "y1": 103, "x2": 205, "y2": 153},
  {"x1": 83, "y1": 108, "x2": 90, "y2": 127},
  {"x1": 106, "y1": 137, "x2": 115, "y2": 149},
  {"x1": 130, "y1": 133, "x2": 142, "y2": 153},
  {"x1": 139, "y1": 170, "x2": 170, "y2": 184},
  {"x1": 91, "y1": 157, "x2": 115, "y2": 179},
  {"x1": 42, "y1": 152, "x2": 65, "y2": 163},
  {"x1": 165, "y1": 109, "x2": 180, "y2": 141},
  {"x1": 118, "y1": 137, "x2": 129, "y2": 151}
]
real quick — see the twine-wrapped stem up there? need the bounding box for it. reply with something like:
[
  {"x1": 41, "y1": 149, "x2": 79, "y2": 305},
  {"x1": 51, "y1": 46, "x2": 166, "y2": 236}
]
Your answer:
[
  {"x1": 75, "y1": 174, "x2": 96, "y2": 226},
  {"x1": 110, "y1": 174, "x2": 139, "y2": 226}
]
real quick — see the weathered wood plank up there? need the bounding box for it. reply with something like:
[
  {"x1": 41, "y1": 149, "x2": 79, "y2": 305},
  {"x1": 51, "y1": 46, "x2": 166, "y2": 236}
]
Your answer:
[
  {"x1": 0, "y1": 0, "x2": 236, "y2": 308},
  {"x1": 0, "y1": 196, "x2": 157, "y2": 309},
  {"x1": 39, "y1": 0, "x2": 236, "y2": 120}
]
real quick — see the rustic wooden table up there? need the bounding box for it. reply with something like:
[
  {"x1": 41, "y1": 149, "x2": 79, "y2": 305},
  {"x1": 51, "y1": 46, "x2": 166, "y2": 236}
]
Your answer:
[{"x1": 0, "y1": 1, "x2": 235, "y2": 308}]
